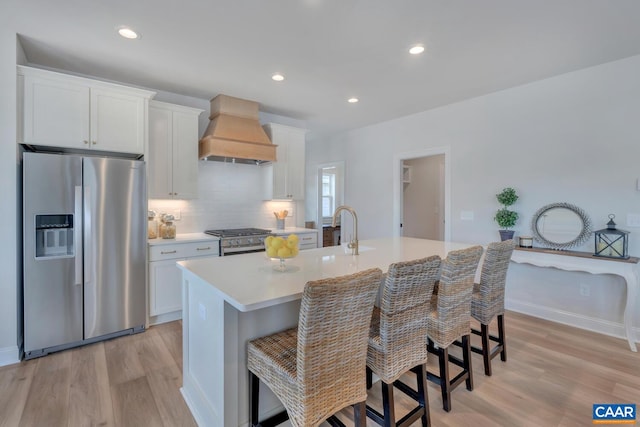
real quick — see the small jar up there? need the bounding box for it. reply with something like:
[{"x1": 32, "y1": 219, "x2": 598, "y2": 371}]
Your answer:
[
  {"x1": 159, "y1": 214, "x2": 176, "y2": 239},
  {"x1": 147, "y1": 210, "x2": 158, "y2": 239},
  {"x1": 519, "y1": 236, "x2": 533, "y2": 248}
]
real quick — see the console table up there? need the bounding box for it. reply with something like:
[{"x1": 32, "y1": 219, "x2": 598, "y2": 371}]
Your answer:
[{"x1": 511, "y1": 247, "x2": 639, "y2": 352}]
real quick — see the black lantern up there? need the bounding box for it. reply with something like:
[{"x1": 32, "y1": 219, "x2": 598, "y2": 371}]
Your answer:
[{"x1": 594, "y1": 214, "x2": 629, "y2": 259}]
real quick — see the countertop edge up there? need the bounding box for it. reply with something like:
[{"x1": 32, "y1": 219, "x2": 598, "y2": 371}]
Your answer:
[{"x1": 148, "y1": 233, "x2": 219, "y2": 246}]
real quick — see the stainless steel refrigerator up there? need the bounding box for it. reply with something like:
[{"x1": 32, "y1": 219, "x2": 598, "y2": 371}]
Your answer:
[{"x1": 23, "y1": 152, "x2": 146, "y2": 359}]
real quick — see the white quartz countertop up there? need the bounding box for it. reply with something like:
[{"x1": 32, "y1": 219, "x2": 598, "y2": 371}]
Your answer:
[
  {"x1": 148, "y1": 232, "x2": 219, "y2": 246},
  {"x1": 177, "y1": 237, "x2": 476, "y2": 312},
  {"x1": 269, "y1": 227, "x2": 319, "y2": 235}
]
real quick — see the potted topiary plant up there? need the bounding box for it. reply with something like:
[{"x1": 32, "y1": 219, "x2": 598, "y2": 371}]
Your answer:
[{"x1": 494, "y1": 187, "x2": 519, "y2": 241}]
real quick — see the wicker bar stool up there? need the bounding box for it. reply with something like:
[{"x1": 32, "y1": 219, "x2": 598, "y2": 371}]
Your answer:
[
  {"x1": 426, "y1": 245, "x2": 483, "y2": 412},
  {"x1": 365, "y1": 256, "x2": 441, "y2": 427},
  {"x1": 470, "y1": 239, "x2": 516, "y2": 376},
  {"x1": 247, "y1": 268, "x2": 383, "y2": 427}
]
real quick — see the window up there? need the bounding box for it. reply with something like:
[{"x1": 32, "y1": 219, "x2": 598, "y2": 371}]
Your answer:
[{"x1": 322, "y1": 169, "x2": 336, "y2": 222}]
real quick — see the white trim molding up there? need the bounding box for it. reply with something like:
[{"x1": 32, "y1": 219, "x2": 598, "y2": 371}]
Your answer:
[
  {"x1": 0, "y1": 345, "x2": 20, "y2": 367},
  {"x1": 506, "y1": 298, "x2": 640, "y2": 347}
]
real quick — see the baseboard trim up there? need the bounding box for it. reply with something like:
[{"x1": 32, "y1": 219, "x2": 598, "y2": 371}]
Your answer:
[
  {"x1": 0, "y1": 345, "x2": 20, "y2": 367},
  {"x1": 149, "y1": 310, "x2": 182, "y2": 326},
  {"x1": 505, "y1": 298, "x2": 640, "y2": 344}
]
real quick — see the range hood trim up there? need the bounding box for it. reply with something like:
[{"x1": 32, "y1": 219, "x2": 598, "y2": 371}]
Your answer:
[{"x1": 199, "y1": 136, "x2": 277, "y2": 164}]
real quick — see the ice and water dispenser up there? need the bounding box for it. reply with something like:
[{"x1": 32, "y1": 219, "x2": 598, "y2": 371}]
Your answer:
[{"x1": 35, "y1": 214, "x2": 74, "y2": 258}]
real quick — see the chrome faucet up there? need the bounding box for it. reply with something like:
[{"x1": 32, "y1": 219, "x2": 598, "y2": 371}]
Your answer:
[{"x1": 332, "y1": 205, "x2": 359, "y2": 255}]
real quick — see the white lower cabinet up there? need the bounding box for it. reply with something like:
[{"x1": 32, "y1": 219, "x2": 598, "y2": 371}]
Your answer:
[
  {"x1": 148, "y1": 239, "x2": 218, "y2": 324},
  {"x1": 271, "y1": 229, "x2": 318, "y2": 250}
]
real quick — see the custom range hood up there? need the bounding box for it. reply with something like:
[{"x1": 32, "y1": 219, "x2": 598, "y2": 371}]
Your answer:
[{"x1": 199, "y1": 94, "x2": 277, "y2": 164}]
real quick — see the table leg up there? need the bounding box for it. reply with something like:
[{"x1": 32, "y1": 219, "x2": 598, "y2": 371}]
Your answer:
[{"x1": 622, "y1": 271, "x2": 638, "y2": 352}]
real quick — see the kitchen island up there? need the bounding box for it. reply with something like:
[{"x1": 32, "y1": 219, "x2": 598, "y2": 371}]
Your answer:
[{"x1": 177, "y1": 237, "x2": 476, "y2": 427}]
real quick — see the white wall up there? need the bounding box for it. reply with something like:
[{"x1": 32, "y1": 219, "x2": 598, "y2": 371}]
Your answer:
[
  {"x1": 307, "y1": 54, "x2": 640, "y2": 342},
  {"x1": 0, "y1": 28, "x2": 19, "y2": 365}
]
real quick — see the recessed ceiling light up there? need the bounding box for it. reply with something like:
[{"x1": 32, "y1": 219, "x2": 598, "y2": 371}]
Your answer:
[
  {"x1": 272, "y1": 73, "x2": 285, "y2": 82},
  {"x1": 118, "y1": 27, "x2": 139, "y2": 39},
  {"x1": 348, "y1": 97, "x2": 359, "y2": 104},
  {"x1": 409, "y1": 45, "x2": 425, "y2": 55}
]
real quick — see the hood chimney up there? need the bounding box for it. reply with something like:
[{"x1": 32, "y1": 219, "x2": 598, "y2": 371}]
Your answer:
[{"x1": 199, "y1": 94, "x2": 276, "y2": 164}]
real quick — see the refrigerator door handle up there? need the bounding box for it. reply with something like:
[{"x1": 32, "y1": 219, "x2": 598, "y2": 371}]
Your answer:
[
  {"x1": 84, "y1": 185, "x2": 91, "y2": 285},
  {"x1": 74, "y1": 185, "x2": 83, "y2": 286}
]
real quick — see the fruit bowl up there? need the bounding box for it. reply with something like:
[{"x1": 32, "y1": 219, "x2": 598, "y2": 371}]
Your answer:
[{"x1": 265, "y1": 234, "x2": 299, "y2": 272}]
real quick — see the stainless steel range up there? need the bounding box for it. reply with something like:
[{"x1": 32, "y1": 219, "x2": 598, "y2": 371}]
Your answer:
[{"x1": 204, "y1": 228, "x2": 271, "y2": 256}]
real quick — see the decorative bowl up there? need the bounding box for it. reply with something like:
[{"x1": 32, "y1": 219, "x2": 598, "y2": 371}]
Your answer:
[{"x1": 265, "y1": 234, "x2": 299, "y2": 272}]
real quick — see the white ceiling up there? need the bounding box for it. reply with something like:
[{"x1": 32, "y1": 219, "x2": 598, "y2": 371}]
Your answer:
[{"x1": 9, "y1": 0, "x2": 640, "y2": 133}]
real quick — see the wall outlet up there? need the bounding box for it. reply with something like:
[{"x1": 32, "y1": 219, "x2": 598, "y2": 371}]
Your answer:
[
  {"x1": 626, "y1": 213, "x2": 640, "y2": 227},
  {"x1": 198, "y1": 303, "x2": 207, "y2": 320},
  {"x1": 579, "y1": 284, "x2": 591, "y2": 297},
  {"x1": 460, "y1": 210, "x2": 474, "y2": 221}
]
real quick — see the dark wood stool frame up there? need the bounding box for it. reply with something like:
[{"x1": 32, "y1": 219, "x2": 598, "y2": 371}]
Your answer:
[
  {"x1": 365, "y1": 364, "x2": 431, "y2": 427},
  {"x1": 426, "y1": 335, "x2": 473, "y2": 412}
]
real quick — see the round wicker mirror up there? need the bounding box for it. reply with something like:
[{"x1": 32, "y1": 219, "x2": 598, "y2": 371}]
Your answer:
[{"x1": 531, "y1": 203, "x2": 592, "y2": 250}]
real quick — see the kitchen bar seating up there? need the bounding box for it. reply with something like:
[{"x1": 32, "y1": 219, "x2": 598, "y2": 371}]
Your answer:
[
  {"x1": 470, "y1": 239, "x2": 516, "y2": 376},
  {"x1": 366, "y1": 256, "x2": 441, "y2": 427},
  {"x1": 247, "y1": 268, "x2": 382, "y2": 427},
  {"x1": 426, "y1": 245, "x2": 484, "y2": 412}
]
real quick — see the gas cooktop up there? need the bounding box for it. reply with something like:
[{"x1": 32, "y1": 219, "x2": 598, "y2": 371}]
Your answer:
[{"x1": 204, "y1": 228, "x2": 271, "y2": 238}]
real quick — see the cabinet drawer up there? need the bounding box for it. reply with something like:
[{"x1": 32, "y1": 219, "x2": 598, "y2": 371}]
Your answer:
[
  {"x1": 298, "y1": 233, "x2": 317, "y2": 250},
  {"x1": 149, "y1": 241, "x2": 219, "y2": 261}
]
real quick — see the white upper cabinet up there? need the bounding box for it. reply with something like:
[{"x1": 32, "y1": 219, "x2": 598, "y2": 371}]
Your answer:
[
  {"x1": 18, "y1": 65, "x2": 155, "y2": 155},
  {"x1": 263, "y1": 123, "x2": 307, "y2": 200},
  {"x1": 148, "y1": 100, "x2": 203, "y2": 199}
]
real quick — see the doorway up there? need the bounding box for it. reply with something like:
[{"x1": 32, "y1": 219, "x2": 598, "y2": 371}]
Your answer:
[
  {"x1": 393, "y1": 147, "x2": 450, "y2": 241},
  {"x1": 316, "y1": 161, "x2": 345, "y2": 247}
]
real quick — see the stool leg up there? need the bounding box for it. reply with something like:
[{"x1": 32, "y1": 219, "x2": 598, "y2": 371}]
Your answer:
[
  {"x1": 381, "y1": 381, "x2": 395, "y2": 427},
  {"x1": 462, "y1": 334, "x2": 473, "y2": 391},
  {"x1": 481, "y1": 323, "x2": 492, "y2": 376},
  {"x1": 438, "y1": 346, "x2": 452, "y2": 412},
  {"x1": 354, "y1": 401, "x2": 367, "y2": 427},
  {"x1": 415, "y1": 364, "x2": 430, "y2": 427},
  {"x1": 498, "y1": 314, "x2": 507, "y2": 362},
  {"x1": 366, "y1": 366, "x2": 373, "y2": 390},
  {"x1": 249, "y1": 371, "x2": 260, "y2": 426}
]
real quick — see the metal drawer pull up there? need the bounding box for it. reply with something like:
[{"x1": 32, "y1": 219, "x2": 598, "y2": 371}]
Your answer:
[
  {"x1": 160, "y1": 250, "x2": 177, "y2": 254},
  {"x1": 196, "y1": 247, "x2": 212, "y2": 251},
  {"x1": 302, "y1": 237, "x2": 313, "y2": 240}
]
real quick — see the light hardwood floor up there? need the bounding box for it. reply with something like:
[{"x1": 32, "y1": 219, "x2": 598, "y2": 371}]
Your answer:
[{"x1": 1, "y1": 311, "x2": 638, "y2": 427}]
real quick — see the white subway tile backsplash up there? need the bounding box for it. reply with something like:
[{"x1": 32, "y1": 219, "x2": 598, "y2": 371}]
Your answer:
[{"x1": 149, "y1": 161, "x2": 302, "y2": 233}]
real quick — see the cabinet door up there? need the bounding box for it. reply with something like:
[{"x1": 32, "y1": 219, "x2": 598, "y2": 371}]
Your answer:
[
  {"x1": 264, "y1": 124, "x2": 307, "y2": 200},
  {"x1": 90, "y1": 88, "x2": 145, "y2": 154},
  {"x1": 286, "y1": 132, "x2": 305, "y2": 199},
  {"x1": 22, "y1": 74, "x2": 90, "y2": 148},
  {"x1": 271, "y1": 134, "x2": 289, "y2": 199},
  {"x1": 148, "y1": 106, "x2": 174, "y2": 199},
  {"x1": 171, "y1": 111, "x2": 199, "y2": 199},
  {"x1": 149, "y1": 258, "x2": 184, "y2": 316}
]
